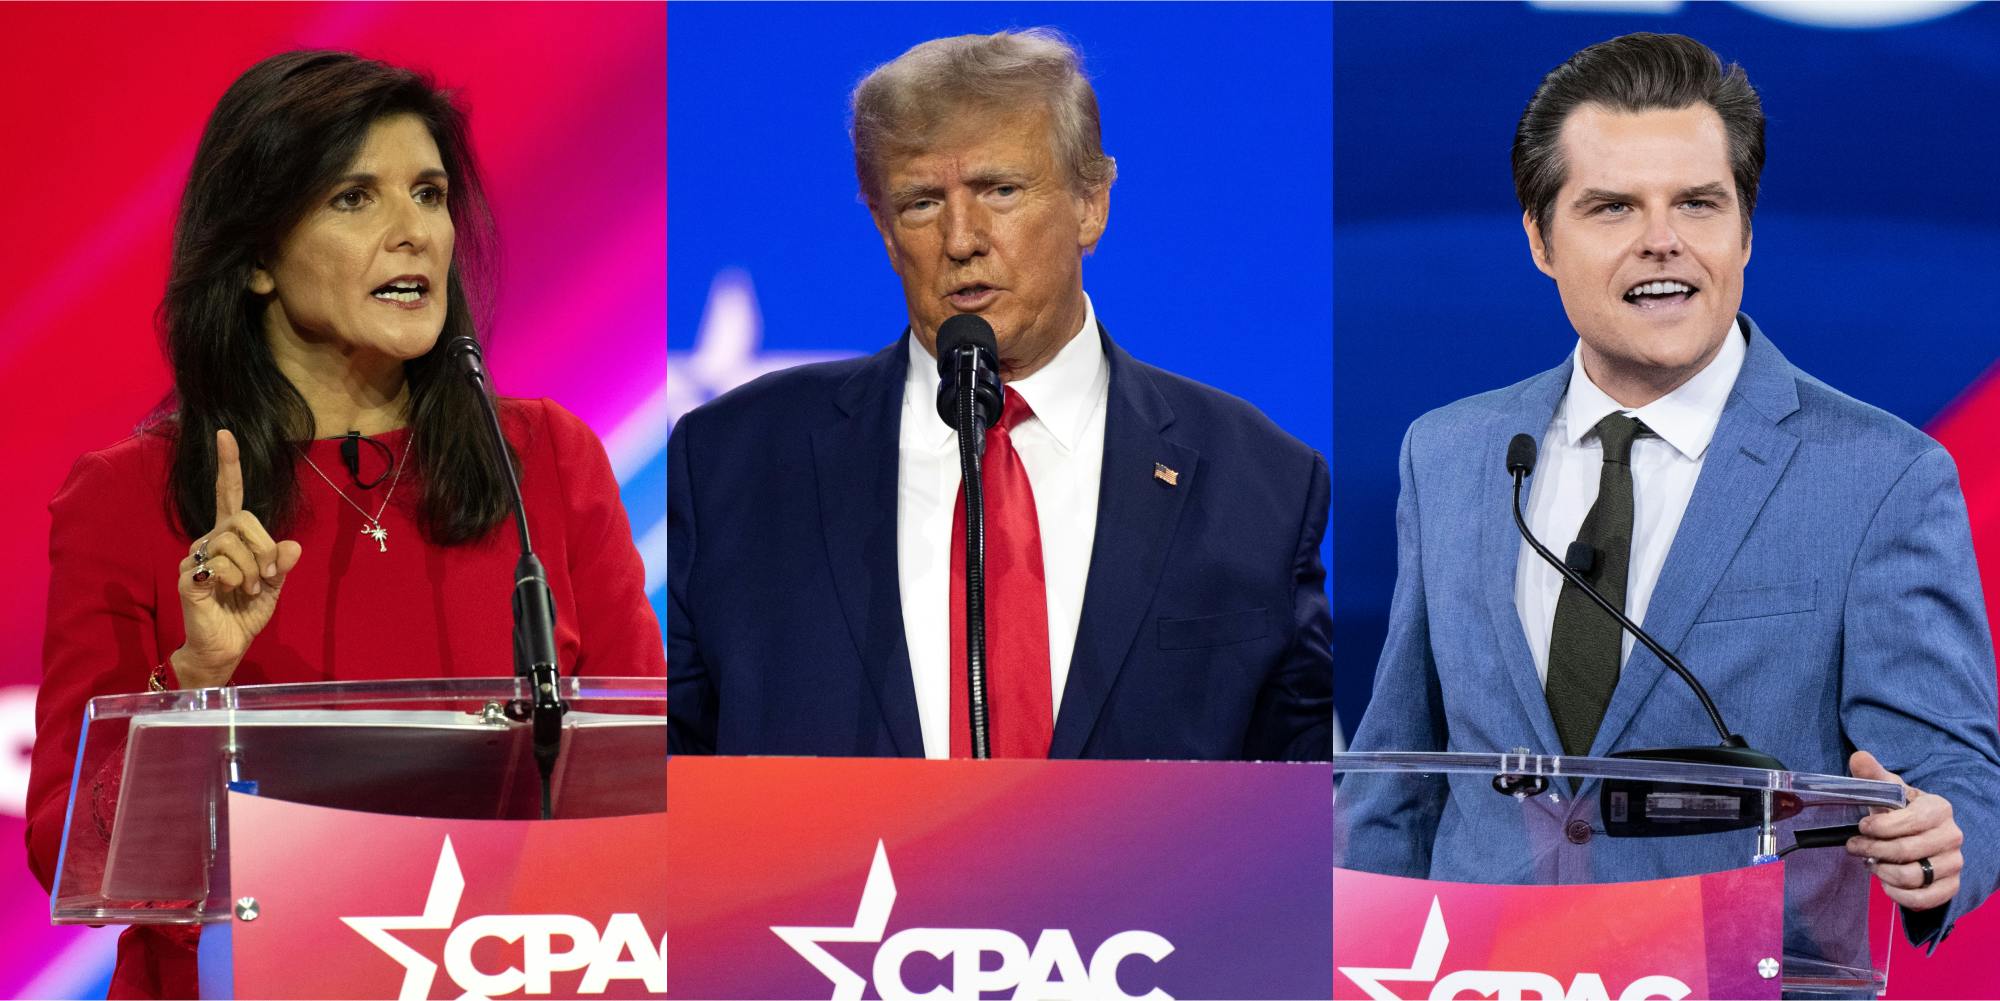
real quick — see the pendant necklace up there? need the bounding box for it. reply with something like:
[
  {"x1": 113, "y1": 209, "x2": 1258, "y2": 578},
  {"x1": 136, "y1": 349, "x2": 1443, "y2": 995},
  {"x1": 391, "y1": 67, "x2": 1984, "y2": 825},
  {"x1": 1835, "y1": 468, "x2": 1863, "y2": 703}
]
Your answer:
[{"x1": 297, "y1": 432, "x2": 412, "y2": 552}]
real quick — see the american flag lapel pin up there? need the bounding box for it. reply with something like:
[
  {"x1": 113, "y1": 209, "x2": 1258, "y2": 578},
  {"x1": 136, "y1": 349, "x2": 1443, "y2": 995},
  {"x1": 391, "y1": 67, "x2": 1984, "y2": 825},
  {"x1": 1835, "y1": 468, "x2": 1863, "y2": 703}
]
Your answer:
[{"x1": 1153, "y1": 462, "x2": 1179, "y2": 486}]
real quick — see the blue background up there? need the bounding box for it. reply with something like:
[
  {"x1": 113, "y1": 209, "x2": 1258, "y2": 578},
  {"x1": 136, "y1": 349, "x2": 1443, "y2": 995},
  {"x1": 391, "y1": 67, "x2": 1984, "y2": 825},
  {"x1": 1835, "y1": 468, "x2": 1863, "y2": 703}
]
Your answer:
[
  {"x1": 1333, "y1": 1, "x2": 2000, "y2": 743},
  {"x1": 667, "y1": 1, "x2": 1333, "y2": 581}
]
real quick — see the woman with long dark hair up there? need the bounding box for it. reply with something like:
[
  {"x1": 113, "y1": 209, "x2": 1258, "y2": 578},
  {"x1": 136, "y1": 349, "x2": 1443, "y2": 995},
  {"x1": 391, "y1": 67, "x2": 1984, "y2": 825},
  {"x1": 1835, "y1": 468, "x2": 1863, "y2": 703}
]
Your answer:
[{"x1": 26, "y1": 51, "x2": 663, "y2": 997}]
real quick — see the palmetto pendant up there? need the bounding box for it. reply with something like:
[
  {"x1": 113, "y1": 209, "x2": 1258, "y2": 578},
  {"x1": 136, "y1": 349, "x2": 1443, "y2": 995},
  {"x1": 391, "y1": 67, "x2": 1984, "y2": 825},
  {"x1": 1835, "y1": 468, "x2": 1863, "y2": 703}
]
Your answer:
[{"x1": 363, "y1": 522, "x2": 389, "y2": 552}]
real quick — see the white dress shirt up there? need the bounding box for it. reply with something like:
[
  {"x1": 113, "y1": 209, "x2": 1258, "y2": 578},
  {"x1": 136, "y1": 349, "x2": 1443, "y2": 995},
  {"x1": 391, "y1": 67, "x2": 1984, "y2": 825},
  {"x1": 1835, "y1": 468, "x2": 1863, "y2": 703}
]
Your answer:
[
  {"x1": 1516, "y1": 320, "x2": 1747, "y2": 687},
  {"x1": 897, "y1": 295, "x2": 1110, "y2": 759}
]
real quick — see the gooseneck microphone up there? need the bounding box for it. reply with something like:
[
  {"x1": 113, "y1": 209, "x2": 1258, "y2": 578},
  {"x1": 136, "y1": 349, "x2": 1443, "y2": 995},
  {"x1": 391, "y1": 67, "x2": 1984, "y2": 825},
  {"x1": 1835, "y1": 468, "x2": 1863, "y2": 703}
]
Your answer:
[
  {"x1": 447, "y1": 335, "x2": 569, "y2": 819},
  {"x1": 1505, "y1": 432, "x2": 1784, "y2": 773},
  {"x1": 934, "y1": 316, "x2": 1004, "y2": 759}
]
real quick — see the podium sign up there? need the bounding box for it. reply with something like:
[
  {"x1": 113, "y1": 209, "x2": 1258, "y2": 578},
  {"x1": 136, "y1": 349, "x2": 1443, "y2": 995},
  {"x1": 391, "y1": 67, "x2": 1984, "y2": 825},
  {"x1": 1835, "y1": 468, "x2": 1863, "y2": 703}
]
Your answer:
[
  {"x1": 227, "y1": 794, "x2": 669, "y2": 1000},
  {"x1": 1331, "y1": 751, "x2": 1907, "y2": 998},
  {"x1": 663, "y1": 757, "x2": 1333, "y2": 1000},
  {"x1": 54, "y1": 676, "x2": 667, "y2": 926},
  {"x1": 1334, "y1": 864, "x2": 1784, "y2": 1000}
]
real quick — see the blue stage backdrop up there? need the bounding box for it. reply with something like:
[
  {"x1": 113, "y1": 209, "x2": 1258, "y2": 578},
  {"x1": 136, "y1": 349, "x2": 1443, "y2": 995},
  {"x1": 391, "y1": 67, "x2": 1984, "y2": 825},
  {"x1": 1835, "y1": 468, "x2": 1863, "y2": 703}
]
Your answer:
[
  {"x1": 1333, "y1": 1, "x2": 2000, "y2": 741},
  {"x1": 667, "y1": 2, "x2": 1334, "y2": 715},
  {"x1": 1336, "y1": 8, "x2": 2000, "y2": 993}
]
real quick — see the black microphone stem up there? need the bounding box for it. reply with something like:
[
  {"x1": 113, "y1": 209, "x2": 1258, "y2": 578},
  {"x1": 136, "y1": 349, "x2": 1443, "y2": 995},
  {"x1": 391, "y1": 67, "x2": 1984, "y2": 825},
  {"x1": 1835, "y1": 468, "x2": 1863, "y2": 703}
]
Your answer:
[
  {"x1": 957, "y1": 374, "x2": 992, "y2": 759},
  {"x1": 1510, "y1": 471, "x2": 1741, "y2": 747},
  {"x1": 452, "y1": 337, "x2": 568, "y2": 819},
  {"x1": 933, "y1": 315, "x2": 1002, "y2": 759}
]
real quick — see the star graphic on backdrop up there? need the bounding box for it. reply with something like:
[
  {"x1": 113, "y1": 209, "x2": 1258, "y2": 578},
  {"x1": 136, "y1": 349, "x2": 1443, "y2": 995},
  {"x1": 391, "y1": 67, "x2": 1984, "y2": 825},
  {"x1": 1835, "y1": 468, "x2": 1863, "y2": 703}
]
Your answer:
[
  {"x1": 341, "y1": 837, "x2": 466, "y2": 1001},
  {"x1": 667, "y1": 268, "x2": 855, "y2": 429},
  {"x1": 770, "y1": 840, "x2": 898, "y2": 1001},
  {"x1": 1337, "y1": 896, "x2": 1450, "y2": 1001}
]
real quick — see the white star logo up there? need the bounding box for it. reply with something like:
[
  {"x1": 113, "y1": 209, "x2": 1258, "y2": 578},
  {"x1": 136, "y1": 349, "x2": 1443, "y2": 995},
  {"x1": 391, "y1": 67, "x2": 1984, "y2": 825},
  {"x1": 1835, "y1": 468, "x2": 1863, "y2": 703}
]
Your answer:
[
  {"x1": 1337, "y1": 896, "x2": 1450, "y2": 1001},
  {"x1": 770, "y1": 840, "x2": 898, "y2": 1001},
  {"x1": 342, "y1": 836, "x2": 466, "y2": 1001},
  {"x1": 668, "y1": 268, "x2": 856, "y2": 429}
]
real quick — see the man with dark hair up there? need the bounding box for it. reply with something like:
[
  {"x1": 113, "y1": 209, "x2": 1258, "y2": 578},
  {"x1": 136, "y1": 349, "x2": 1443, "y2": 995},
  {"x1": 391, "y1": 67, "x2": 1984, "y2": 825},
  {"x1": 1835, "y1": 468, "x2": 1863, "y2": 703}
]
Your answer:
[
  {"x1": 668, "y1": 31, "x2": 1332, "y2": 762},
  {"x1": 1343, "y1": 31, "x2": 2000, "y2": 948}
]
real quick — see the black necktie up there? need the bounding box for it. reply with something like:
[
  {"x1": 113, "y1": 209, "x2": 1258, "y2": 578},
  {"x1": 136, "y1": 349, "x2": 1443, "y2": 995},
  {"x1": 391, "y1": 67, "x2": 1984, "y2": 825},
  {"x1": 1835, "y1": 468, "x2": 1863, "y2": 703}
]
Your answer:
[{"x1": 1546, "y1": 413, "x2": 1647, "y2": 757}]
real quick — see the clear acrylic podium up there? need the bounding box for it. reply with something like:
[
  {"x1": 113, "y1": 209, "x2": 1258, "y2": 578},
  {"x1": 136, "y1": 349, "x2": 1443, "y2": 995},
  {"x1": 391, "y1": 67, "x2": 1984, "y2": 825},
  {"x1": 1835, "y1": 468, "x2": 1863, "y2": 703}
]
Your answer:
[
  {"x1": 49, "y1": 675, "x2": 665, "y2": 927},
  {"x1": 1334, "y1": 750, "x2": 1908, "y2": 997}
]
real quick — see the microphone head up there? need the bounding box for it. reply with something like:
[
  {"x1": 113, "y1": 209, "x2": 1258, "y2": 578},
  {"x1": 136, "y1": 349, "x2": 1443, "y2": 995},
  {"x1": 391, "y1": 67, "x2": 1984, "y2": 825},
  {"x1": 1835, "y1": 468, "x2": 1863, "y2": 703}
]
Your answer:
[
  {"x1": 933, "y1": 314, "x2": 1004, "y2": 433},
  {"x1": 1506, "y1": 433, "x2": 1538, "y2": 476},
  {"x1": 934, "y1": 314, "x2": 998, "y2": 375},
  {"x1": 1564, "y1": 540, "x2": 1598, "y2": 576},
  {"x1": 445, "y1": 335, "x2": 486, "y2": 378}
]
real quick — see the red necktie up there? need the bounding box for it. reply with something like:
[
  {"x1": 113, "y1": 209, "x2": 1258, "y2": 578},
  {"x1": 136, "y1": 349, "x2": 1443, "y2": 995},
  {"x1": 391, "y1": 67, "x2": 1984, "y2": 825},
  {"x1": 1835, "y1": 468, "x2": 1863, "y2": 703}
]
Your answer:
[{"x1": 949, "y1": 387, "x2": 1054, "y2": 758}]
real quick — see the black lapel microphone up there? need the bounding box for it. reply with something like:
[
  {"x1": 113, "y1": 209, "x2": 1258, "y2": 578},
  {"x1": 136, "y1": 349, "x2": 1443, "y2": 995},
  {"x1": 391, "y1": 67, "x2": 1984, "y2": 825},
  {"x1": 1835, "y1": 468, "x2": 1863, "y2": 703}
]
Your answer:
[
  {"x1": 337, "y1": 431, "x2": 393, "y2": 489},
  {"x1": 1505, "y1": 432, "x2": 1780, "y2": 769},
  {"x1": 341, "y1": 432, "x2": 361, "y2": 481}
]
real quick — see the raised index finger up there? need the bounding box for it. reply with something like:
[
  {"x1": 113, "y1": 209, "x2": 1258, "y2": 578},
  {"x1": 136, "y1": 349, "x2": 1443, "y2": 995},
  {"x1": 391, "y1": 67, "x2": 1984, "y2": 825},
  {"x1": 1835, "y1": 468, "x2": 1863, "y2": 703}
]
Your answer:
[{"x1": 215, "y1": 428, "x2": 245, "y2": 524}]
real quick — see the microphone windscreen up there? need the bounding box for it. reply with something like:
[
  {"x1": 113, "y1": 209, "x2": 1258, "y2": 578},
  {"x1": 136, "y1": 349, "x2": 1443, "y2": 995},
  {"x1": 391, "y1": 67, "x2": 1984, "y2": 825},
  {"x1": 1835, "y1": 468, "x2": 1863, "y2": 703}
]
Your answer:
[
  {"x1": 1506, "y1": 433, "x2": 1538, "y2": 475},
  {"x1": 445, "y1": 335, "x2": 486, "y2": 378},
  {"x1": 935, "y1": 314, "x2": 998, "y2": 374},
  {"x1": 1564, "y1": 540, "x2": 1598, "y2": 575}
]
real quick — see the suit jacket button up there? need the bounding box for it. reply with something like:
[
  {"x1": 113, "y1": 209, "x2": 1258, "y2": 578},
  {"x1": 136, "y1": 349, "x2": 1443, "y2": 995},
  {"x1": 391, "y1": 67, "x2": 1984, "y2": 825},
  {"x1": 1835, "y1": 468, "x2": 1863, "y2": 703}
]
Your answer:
[{"x1": 1566, "y1": 819, "x2": 1592, "y2": 845}]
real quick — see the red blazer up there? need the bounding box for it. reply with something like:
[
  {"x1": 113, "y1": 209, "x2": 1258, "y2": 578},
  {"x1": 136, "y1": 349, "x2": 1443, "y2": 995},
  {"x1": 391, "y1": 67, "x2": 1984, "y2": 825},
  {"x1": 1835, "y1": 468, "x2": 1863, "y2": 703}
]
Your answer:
[{"x1": 29, "y1": 398, "x2": 664, "y2": 999}]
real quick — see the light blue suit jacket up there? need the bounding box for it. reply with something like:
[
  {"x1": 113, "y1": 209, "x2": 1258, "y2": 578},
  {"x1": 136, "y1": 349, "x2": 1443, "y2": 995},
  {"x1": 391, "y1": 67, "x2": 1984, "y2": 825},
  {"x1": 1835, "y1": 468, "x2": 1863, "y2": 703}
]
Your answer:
[{"x1": 1342, "y1": 316, "x2": 2000, "y2": 950}]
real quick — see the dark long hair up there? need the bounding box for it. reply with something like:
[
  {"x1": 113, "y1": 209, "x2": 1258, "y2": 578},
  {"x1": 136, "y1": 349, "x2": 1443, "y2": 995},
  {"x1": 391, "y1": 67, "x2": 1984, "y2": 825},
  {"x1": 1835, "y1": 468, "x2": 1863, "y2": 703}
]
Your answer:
[{"x1": 159, "y1": 50, "x2": 510, "y2": 543}]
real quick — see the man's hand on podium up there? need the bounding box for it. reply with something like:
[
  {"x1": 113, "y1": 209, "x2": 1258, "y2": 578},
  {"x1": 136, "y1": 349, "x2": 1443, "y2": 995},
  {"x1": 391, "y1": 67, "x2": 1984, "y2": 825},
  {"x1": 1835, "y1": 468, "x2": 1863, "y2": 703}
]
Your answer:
[{"x1": 1846, "y1": 749, "x2": 1962, "y2": 913}]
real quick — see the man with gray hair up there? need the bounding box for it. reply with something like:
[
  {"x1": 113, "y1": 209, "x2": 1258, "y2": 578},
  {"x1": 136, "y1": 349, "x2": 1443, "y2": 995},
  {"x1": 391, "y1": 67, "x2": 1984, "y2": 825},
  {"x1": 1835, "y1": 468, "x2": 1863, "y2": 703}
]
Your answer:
[
  {"x1": 1343, "y1": 31, "x2": 2000, "y2": 951},
  {"x1": 669, "y1": 30, "x2": 1332, "y2": 761}
]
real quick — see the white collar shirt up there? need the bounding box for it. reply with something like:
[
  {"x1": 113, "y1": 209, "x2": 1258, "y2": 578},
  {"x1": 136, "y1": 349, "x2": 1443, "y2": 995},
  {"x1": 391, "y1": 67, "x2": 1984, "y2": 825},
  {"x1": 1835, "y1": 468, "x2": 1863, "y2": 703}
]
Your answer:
[
  {"x1": 898, "y1": 295, "x2": 1110, "y2": 758},
  {"x1": 1515, "y1": 319, "x2": 1747, "y2": 687}
]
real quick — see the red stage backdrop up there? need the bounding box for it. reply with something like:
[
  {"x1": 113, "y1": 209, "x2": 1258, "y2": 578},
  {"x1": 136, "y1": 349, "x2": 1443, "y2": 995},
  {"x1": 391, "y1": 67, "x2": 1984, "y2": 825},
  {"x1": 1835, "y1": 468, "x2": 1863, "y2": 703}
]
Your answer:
[{"x1": 0, "y1": 4, "x2": 666, "y2": 996}]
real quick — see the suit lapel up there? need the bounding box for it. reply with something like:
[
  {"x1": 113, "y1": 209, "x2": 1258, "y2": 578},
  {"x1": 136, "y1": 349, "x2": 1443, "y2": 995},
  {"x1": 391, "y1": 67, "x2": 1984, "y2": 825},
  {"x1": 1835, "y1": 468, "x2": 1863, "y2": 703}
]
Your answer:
[
  {"x1": 811, "y1": 338, "x2": 923, "y2": 756},
  {"x1": 1051, "y1": 331, "x2": 1196, "y2": 757},
  {"x1": 1482, "y1": 364, "x2": 1573, "y2": 756},
  {"x1": 1589, "y1": 318, "x2": 1802, "y2": 755}
]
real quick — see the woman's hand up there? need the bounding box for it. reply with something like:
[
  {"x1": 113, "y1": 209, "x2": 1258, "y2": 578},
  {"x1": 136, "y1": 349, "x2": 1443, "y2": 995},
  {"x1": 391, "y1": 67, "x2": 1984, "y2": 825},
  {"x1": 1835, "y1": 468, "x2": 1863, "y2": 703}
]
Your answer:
[{"x1": 170, "y1": 429, "x2": 304, "y2": 688}]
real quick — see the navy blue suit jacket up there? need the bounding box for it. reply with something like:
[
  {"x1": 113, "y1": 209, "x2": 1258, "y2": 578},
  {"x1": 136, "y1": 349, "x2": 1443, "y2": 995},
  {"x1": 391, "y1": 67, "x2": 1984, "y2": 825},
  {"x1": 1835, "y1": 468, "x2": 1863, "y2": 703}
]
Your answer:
[{"x1": 667, "y1": 328, "x2": 1331, "y2": 760}]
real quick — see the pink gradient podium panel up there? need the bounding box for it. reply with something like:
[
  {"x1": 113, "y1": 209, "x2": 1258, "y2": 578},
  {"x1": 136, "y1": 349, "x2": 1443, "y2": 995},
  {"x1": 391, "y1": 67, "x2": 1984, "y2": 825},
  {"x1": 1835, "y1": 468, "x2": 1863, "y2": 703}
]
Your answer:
[
  {"x1": 663, "y1": 756, "x2": 1333, "y2": 1000},
  {"x1": 229, "y1": 794, "x2": 668, "y2": 1000},
  {"x1": 1334, "y1": 864, "x2": 1784, "y2": 1001}
]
